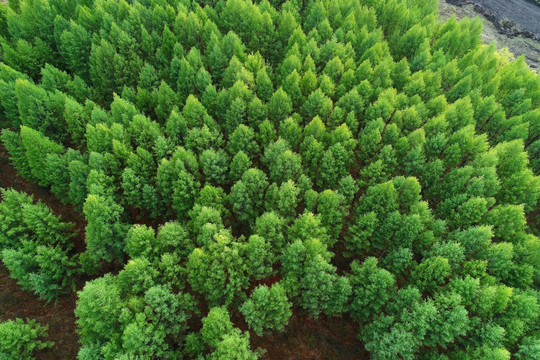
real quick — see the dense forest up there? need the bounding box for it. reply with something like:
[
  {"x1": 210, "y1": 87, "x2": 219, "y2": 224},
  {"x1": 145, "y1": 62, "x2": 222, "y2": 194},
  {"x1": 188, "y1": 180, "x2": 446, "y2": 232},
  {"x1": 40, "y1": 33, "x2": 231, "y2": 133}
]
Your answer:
[{"x1": 0, "y1": 0, "x2": 539, "y2": 358}]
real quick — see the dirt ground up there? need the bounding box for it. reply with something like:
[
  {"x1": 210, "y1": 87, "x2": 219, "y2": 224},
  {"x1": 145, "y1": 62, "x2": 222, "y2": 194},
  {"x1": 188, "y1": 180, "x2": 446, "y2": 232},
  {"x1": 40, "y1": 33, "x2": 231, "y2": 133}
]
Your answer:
[
  {"x1": 0, "y1": 265, "x2": 80, "y2": 360},
  {"x1": 0, "y1": 144, "x2": 84, "y2": 359},
  {"x1": 474, "y1": 0, "x2": 540, "y2": 36},
  {"x1": 439, "y1": 0, "x2": 540, "y2": 69},
  {"x1": 249, "y1": 313, "x2": 366, "y2": 360}
]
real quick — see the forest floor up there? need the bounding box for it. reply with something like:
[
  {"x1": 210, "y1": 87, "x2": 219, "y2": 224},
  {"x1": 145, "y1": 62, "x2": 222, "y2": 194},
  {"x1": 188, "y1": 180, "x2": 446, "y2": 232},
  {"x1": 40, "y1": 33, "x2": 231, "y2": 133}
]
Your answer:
[
  {"x1": 0, "y1": 264, "x2": 79, "y2": 359},
  {"x1": 439, "y1": 0, "x2": 540, "y2": 69},
  {"x1": 0, "y1": 144, "x2": 82, "y2": 360}
]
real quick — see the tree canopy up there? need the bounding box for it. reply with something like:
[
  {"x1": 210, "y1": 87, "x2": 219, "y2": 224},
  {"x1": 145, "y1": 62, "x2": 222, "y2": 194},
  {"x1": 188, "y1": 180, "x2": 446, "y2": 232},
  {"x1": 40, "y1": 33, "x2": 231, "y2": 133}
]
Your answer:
[{"x1": 0, "y1": 0, "x2": 539, "y2": 358}]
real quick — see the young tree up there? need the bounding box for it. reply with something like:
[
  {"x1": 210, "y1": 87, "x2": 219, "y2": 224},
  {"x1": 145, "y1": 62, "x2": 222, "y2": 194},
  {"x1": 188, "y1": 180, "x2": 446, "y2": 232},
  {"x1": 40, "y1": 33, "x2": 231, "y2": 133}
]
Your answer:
[
  {"x1": 240, "y1": 283, "x2": 292, "y2": 336},
  {"x1": 245, "y1": 234, "x2": 275, "y2": 280},
  {"x1": 230, "y1": 151, "x2": 252, "y2": 182},
  {"x1": 230, "y1": 168, "x2": 269, "y2": 224},
  {"x1": 172, "y1": 170, "x2": 200, "y2": 222},
  {"x1": 19, "y1": 126, "x2": 64, "y2": 187},
  {"x1": 267, "y1": 88, "x2": 292, "y2": 125},
  {"x1": 187, "y1": 231, "x2": 250, "y2": 307},
  {"x1": 0, "y1": 189, "x2": 77, "y2": 301},
  {"x1": 316, "y1": 189, "x2": 346, "y2": 242},
  {"x1": 349, "y1": 257, "x2": 396, "y2": 322},
  {"x1": 82, "y1": 195, "x2": 128, "y2": 273},
  {"x1": 75, "y1": 274, "x2": 123, "y2": 355},
  {"x1": 191, "y1": 306, "x2": 258, "y2": 359},
  {"x1": 200, "y1": 149, "x2": 229, "y2": 186},
  {"x1": 1, "y1": 129, "x2": 34, "y2": 181},
  {"x1": 59, "y1": 21, "x2": 92, "y2": 81},
  {"x1": 0, "y1": 319, "x2": 53, "y2": 359},
  {"x1": 281, "y1": 238, "x2": 351, "y2": 317}
]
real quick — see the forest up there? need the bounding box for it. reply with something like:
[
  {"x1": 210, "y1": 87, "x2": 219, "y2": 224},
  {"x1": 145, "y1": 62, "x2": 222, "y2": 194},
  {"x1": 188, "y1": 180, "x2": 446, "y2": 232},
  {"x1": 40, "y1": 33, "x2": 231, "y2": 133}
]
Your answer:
[{"x1": 0, "y1": 0, "x2": 539, "y2": 358}]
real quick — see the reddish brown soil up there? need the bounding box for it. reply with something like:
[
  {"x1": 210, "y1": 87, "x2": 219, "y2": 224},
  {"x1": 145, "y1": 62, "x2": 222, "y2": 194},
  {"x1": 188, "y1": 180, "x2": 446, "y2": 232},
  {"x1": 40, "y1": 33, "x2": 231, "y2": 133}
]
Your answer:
[
  {"x1": 0, "y1": 144, "x2": 82, "y2": 359},
  {"x1": 0, "y1": 144, "x2": 87, "y2": 253},
  {"x1": 249, "y1": 312, "x2": 367, "y2": 360},
  {"x1": 0, "y1": 264, "x2": 79, "y2": 359}
]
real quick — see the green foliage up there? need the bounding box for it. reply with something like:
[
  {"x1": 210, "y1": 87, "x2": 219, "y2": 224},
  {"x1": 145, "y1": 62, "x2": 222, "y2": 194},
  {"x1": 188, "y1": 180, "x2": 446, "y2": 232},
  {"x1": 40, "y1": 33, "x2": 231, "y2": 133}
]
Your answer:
[
  {"x1": 20, "y1": 125, "x2": 64, "y2": 187},
  {"x1": 281, "y1": 238, "x2": 351, "y2": 317},
  {"x1": 187, "y1": 231, "x2": 251, "y2": 307},
  {"x1": 230, "y1": 168, "x2": 269, "y2": 224},
  {"x1": 1, "y1": 129, "x2": 33, "y2": 180},
  {"x1": 0, "y1": 319, "x2": 53, "y2": 360},
  {"x1": 76, "y1": 273, "x2": 197, "y2": 359},
  {"x1": 190, "y1": 307, "x2": 259, "y2": 360},
  {"x1": 1, "y1": 0, "x2": 539, "y2": 358},
  {"x1": 0, "y1": 189, "x2": 76, "y2": 301},
  {"x1": 82, "y1": 194, "x2": 128, "y2": 273},
  {"x1": 201, "y1": 307, "x2": 234, "y2": 348},
  {"x1": 240, "y1": 283, "x2": 292, "y2": 336},
  {"x1": 349, "y1": 258, "x2": 396, "y2": 322}
]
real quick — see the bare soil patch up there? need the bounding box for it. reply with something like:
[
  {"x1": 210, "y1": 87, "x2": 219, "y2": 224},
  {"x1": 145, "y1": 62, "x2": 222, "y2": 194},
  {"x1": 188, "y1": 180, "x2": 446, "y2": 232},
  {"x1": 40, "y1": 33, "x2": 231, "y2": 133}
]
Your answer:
[
  {"x1": 439, "y1": 0, "x2": 540, "y2": 69},
  {"x1": 0, "y1": 264, "x2": 80, "y2": 360}
]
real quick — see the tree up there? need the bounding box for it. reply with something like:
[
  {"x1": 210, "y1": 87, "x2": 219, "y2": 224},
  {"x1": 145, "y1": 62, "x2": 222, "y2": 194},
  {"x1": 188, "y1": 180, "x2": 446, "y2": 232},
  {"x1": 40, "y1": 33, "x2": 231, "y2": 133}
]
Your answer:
[
  {"x1": 15, "y1": 79, "x2": 66, "y2": 141},
  {"x1": 276, "y1": 180, "x2": 300, "y2": 220},
  {"x1": 196, "y1": 307, "x2": 258, "y2": 360},
  {"x1": 267, "y1": 88, "x2": 292, "y2": 124},
  {"x1": 154, "y1": 80, "x2": 176, "y2": 122},
  {"x1": 19, "y1": 126, "x2": 65, "y2": 186},
  {"x1": 317, "y1": 189, "x2": 346, "y2": 242},
  {"x1": 89, "y1": 39, "x2": 117, "y2": 102},
  {"x1": 201, "y1": 307, "x2": 234, "y2": 348},
  {"x1": 230, "y1": 151, "x2": 252, "y2": 182},
  {"x1": 1, "y1": 129, "x2": 34, "y2": 181},
  {"x1": 59, "y1": 21, "x2": 92, "y2": 81},
  {"x1": 256, "y1": 68, "x2": 274, "y2": 102},
  {"x1": 209, "y1": 330, "x2": 258, "y2": 360},
  {"x1": 281, "y1": 238, "x2": 351, "y2": 317},
  {"x1": 227, "y1": 124, "x2": 258, "y2": 157},
  {"x1": 240, "y1": 283, "x2": 292, "y2": 336},
  {"x1": 68, "y1": 159, "x2": 90, "y2": 211},
  {"x1": 2, "y1": 242, "x2": 77, "y2": 302},
  {"x1": 0, "y1": 189, "x2": 77, "y2": 301},
  {"x1": 245, "y1": 234, "x2": 274, "y2": 280},
  {"x1": 349, "y1": 258, "x2": 396, "y2": 322},
  {"x1": 75, "y1": 275, "x2": 123, "y2": 352},
  {"x1": 493, "y1": 140, "x2": 539, "y2": 212},
  {"x1": 64, "y1": 98, "x2": 90, "y2": 147},
  {"x1": 254, "y1": 212, "x2": 287, "y2": 253},
  {"x1": 125, "y1": 225, "x2": 156, "y2": 260},
  {"x1": 200, "y1": 149, "x2": 229, "y2": 186},
  {"x1": 230, "y1": 168, "x2": 269, "y2": 224},
  {"x1": 82, "y1": 195, "x2": 128, "y2": 273},
  {"x1": 187, "y1": 231, "x2": 250, "y2": 307},
  {"x1": 172, "y1": 170, "x2": 200, "y2": 222},
  {"x1": 411, "y1": 256, "x2": 452, "y2": 293},
  {"x1": 0, "y1": 319, "x2": 53, "y2": 360}
]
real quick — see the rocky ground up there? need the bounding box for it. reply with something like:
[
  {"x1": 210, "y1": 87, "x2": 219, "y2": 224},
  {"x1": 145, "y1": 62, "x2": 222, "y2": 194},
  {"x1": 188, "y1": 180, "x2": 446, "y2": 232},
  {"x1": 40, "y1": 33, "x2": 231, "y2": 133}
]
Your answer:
[{"x1": 439, "y1": 0, "x2": 540, "y2": 69}]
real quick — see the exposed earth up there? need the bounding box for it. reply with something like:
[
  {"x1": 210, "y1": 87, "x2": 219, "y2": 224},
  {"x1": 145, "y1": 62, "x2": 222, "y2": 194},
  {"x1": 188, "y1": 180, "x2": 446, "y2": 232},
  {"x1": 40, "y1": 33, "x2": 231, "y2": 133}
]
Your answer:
[
  {"x1": 439, "y1": 0, "x2": 540, "y2": 69},
  {"x1": 472, "y1": 0, "x2": 539, "y2": 36}
]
